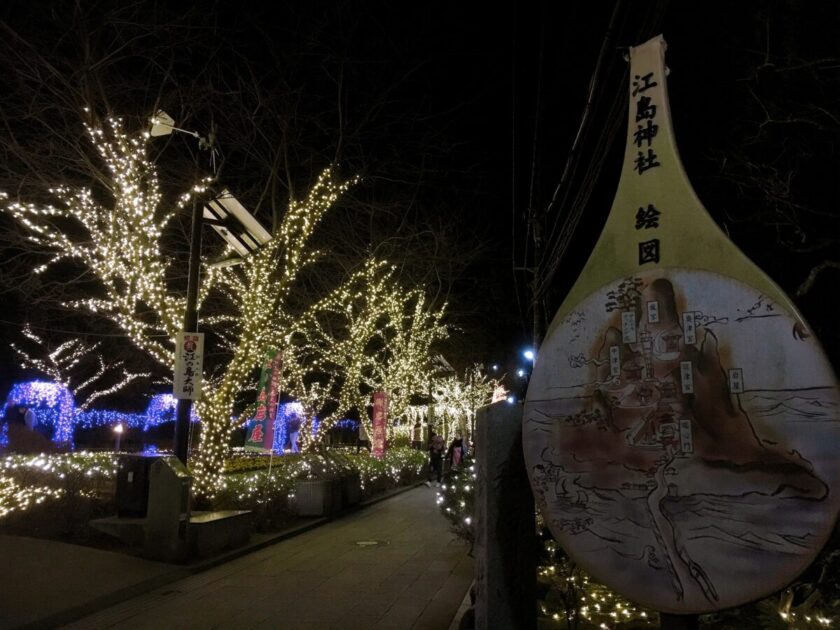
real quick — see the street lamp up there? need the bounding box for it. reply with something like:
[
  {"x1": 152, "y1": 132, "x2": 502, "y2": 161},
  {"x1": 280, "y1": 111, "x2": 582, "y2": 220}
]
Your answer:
[
  {"x1": 150, "y1": 110, "x2": 271, "y2": 465},
  {"x1": 113, "y1": 423, "x2": 124, "y2": 452},
  {"x1": 517, "y1": 368, "x2": 526, "y2": 378},
  {"x1": 523, "y1": 349, "x2": 535, "y2": 362}
]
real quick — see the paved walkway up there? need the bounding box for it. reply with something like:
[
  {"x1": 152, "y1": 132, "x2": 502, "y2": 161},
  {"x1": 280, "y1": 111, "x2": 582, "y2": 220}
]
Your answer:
[
  {"x1": 0, "y1": 535, "x2": 176, "y2": 629},
  {"x1": 63, "y1": 487, "x2": 472, "y2": 629}
]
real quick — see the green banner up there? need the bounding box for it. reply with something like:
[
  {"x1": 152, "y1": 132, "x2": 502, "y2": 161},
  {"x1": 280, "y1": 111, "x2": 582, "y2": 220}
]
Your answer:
[{"x1": 244, "y1": 349, "x2": 282, "y2": 452}]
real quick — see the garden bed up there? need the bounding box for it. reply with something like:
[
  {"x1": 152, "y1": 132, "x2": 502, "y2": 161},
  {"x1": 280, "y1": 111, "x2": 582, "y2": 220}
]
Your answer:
[{"x1": 0, "y1": 447, "x2": 426, "y2": 552}]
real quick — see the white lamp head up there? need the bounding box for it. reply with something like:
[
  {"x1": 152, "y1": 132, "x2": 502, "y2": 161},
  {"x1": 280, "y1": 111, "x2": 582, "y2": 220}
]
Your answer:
[{"x1": 149, "y1": 110, "x2": 176, "y2": 137}]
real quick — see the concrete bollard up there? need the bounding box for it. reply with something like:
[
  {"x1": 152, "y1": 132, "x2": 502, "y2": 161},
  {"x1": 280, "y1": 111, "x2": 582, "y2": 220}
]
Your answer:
[
  {"x1": 145, "y1": 456, "x2": 191, "y2": 562},
  {"x1": 474, "y1": 402, "x2": 536, "y2": 630}
]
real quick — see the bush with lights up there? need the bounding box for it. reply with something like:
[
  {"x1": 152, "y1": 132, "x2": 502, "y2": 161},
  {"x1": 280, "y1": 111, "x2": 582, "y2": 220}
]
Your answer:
[
  {"x1": 436, "y1": 458, "x2": 476, "y2": 548},
  {"x1": 0, "y1": 447, "x2": 426, "y2": 536},
  {"x1": 0, "y1": 452, "x2": 118, "y2": 539},
  {"x1": 535, "y1": 519, "x2": 656, "y2": 629},
  {"x1": 194, "y1": 447, "x2": 426, "y2": 530}
]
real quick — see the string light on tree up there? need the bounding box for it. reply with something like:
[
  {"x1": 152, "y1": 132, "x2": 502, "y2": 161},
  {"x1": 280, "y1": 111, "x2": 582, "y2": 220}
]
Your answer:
[{"x1": 1, "y1": 112, "x2": 446, "y2": 498}]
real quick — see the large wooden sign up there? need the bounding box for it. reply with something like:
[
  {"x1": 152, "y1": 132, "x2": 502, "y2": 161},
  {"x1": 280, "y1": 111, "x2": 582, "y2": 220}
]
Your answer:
[{"x1": 523, "y1": 35, "x2": 840, "y2": 614}]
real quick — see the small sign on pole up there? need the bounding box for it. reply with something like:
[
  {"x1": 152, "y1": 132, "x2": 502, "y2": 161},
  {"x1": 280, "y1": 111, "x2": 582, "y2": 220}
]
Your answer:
[
  {"x1": 371, "y1": 391, "x2": 388, "y2": 459},
  {"x1": 173, "y1": 332, "x2": 204, "y2": 400}
]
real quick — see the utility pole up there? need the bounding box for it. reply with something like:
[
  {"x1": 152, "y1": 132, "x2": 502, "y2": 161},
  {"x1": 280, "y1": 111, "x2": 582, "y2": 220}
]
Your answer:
[
  {"x1": 151, "y1": 110, "x2": 271, "y2": 467},
  {"x1": 174, "y1": 199, "x2": 203, "y2": 465},
  {"x1": 530, "y1": 210, "x2": 543, "y2": 350}
]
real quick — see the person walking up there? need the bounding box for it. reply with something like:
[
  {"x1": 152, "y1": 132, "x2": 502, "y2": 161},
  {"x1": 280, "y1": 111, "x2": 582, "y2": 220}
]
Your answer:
[
  {"x1": 19, "y1": 405, "x2": 37, "y2": 431},
  {"x1": 357, "y1": 421, "x2": 371, "y2": 452},
  {"x1": 446, "y1": 433, "x2": 464, "y2": 473},
  {"x1": 6, "y1": 405, "x2": 47, "y2": 453},
  {"x1": 411, "y1": 421, "x2": 423, "y2": 450},
  {"x1": 425, "y1": 431, "x2": 445, "y2": 487}
]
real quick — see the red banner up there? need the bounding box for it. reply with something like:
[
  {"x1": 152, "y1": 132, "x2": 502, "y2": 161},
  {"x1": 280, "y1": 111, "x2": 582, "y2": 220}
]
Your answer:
[{"x1": 371, "y1": 391, "x2": 388, "y2": 459}]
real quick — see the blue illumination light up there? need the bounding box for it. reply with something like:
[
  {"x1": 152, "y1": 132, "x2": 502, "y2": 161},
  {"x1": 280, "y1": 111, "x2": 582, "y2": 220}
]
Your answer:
[
  {"x1": 143, "y1": 393, "x2": 198, "y2": 429},
  {"x1": 73, "y1": 394, "x2": 197, "y2": 432},
  {"x1": 4, "y1": 381, "x2": 76, "y2": 444},
  {"x1": 517, "y1": 368, "x2": 526, "y2": 378},
  {"x1": 335, "y1": 418, "x2": 358, "y2": 430},
  {"x1": 273, "y1": 402, "x2": 314, "y2": 453},
  {"x1": 3, "y1": 379, "x2": 302, "y2": 453},
  {"x1": 523, "y1": 349, "x2": 535, "y2": 361},
  {"x1": 2, "y1": 381, "x2": 204, "y2": 450}
]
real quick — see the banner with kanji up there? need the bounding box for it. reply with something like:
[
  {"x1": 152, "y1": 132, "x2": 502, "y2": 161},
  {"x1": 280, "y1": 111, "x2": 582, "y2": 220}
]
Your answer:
[
  {"x1": 244, "y1": 350, "x2": 282, "y2": 451},
  {"x1": 371, "y1": 391, "x2": 388, "y2": 459},
  {"x1": 173, "y1": 332, "x2": 204, "y2": 400}
]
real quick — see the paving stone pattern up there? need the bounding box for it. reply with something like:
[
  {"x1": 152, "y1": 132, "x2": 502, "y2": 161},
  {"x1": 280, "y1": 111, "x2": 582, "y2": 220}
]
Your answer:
[{"x1": 64, "y1": 487, "x2": 472, "y2": 630}]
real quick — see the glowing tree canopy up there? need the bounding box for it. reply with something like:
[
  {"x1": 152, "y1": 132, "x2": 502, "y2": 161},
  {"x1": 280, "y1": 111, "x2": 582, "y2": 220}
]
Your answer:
[
  {"x1": 12, "y1": 324, "x2": 150, "y2": 411},
  {"x1": 284, "y1": 258, "x2": 448, "y2": 449},
  {"x1": 430, "y1": 364, "x2": 499, "y2": 441},
  {"x1": 1, "y1": 113, "x2": 443, "y2": 496}
]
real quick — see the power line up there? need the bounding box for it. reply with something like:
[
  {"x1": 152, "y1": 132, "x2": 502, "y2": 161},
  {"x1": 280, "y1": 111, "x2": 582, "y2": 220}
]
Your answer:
[
  {"x1": 534, "y1": 0, "x2": 670, "y2": 300},
  {"x1": 535, "y1": 2, "x2": 622, "y2": 285}
]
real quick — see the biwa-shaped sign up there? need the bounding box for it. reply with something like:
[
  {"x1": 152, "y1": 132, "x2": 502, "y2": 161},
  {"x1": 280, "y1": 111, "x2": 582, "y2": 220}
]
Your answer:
[{"x1": 523, "y1": 35, "x2": 840, "y2": 614}]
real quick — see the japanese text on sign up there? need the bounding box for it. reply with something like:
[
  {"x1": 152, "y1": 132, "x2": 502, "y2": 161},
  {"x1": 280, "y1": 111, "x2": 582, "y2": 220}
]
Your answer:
[
  {"x1": 173, "y1": 332, "x2": 204, "y2": 400},
  {"x1": 631, "y1": 70, "x2": 666, "y2": 266}
]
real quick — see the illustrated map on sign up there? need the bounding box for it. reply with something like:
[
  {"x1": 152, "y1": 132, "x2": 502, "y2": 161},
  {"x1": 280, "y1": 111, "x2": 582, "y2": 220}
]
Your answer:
[{"x1": 523, "y1": 268, "x2": 840, "y2": 613}]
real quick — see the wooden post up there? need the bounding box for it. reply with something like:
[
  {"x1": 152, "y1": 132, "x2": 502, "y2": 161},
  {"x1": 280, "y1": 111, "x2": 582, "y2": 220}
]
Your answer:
[{"x1": 474, "y1": 402, "x2": 536, "y2": 629}]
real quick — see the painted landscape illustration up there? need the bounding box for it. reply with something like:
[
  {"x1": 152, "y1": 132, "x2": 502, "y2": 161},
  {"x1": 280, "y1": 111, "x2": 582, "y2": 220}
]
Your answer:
[{"x1": 523, "y1": 269, "x2": 840, "y2": 613}]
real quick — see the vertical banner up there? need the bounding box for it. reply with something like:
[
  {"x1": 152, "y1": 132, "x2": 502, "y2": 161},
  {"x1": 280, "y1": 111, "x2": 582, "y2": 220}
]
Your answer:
[
  {"x1": 371, "y1": 391, "x2": 388, "y2": 459},
  {"x1": 173, "y1": 332, "x2": 204, "y2": 400},
  {"x1": 245, "y1": 350, "x2": 283, "y2": 452}
]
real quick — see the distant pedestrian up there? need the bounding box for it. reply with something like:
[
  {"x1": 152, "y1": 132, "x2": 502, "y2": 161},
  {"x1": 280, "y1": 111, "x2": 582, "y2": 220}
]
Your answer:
[
  {"x1": 425, "y1": 432, "x2": 445, "y2": 487},
  {"x1": 411, "y1": 421, "x2": 423, "y2": 450},
  {"x1": 357, "y1": 421, "x2": 371, "y2": 452},
  {"x1": 446, "y1": 433, "x2": 464, "y2": 472},
  {"x1": 6, "y1": 404, "x2": 51, "y2": 453},
  {"x1": 19, "y1": 405, "x2": 36, "y2": 431}
]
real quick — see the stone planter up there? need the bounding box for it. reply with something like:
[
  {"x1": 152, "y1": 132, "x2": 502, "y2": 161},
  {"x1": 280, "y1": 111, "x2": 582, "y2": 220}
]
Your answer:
[
  {"x1": 342, "y1": 472, "x2": 362, "y2": 506},
  {"x1": 294, "y1": 477, "x2": 343, "y2": 516}
]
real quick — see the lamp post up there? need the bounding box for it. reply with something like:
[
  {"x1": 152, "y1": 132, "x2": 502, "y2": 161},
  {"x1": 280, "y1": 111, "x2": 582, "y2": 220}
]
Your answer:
[
  {"x1": 151, "y1": 112, "x2": 208, "y2": 465},
  {"x1": 173, "y1": 198, "x2": 203, "y2": 465},
  {"x1": 150, "y1": 110, "x2": 272, "y2": 466}
]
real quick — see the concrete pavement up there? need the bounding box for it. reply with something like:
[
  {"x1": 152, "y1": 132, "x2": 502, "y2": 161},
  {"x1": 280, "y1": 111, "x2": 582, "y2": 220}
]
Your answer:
[
  {"x1": 61, "y1": 486, "x2": 472, "y2": 629},
  {"x1": 0, "y1": 535, "x2": 178, "y2": 629}
]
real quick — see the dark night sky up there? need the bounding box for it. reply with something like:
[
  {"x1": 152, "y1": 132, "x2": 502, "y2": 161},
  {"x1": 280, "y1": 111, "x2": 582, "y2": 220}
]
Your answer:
[{"x1": 0, "y1": 1, "x2": 837, "y2": 399}]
